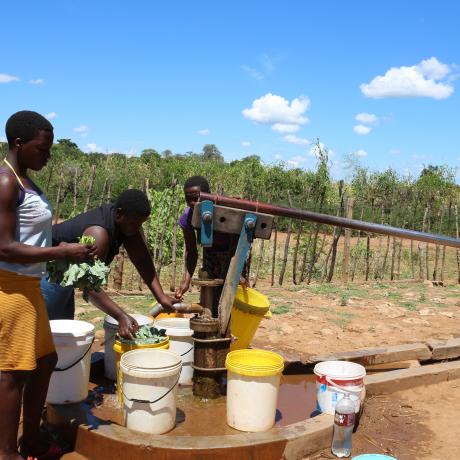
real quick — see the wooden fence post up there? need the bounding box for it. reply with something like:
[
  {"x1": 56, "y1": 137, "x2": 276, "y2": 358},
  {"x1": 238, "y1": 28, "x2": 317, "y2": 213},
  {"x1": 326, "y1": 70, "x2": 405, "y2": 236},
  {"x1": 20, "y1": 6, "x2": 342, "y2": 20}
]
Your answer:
[
  {"x1": 170, "y1": 193, "x2": 181, "y2": 292},
  {"x1": 84, "y1": 164, "x2": 96, "y2": 213},
  {"x1": 113, "y1": 248, "x2": 125, "y2": 291},
  {"x1": 341, "y1": 197, "x2": 354, "y2": 284},
  {"x1": 278, "y1": 191, "x2": 293, "y2": 285},
  {"x1": 271, "y1": 222, "x2": 278, "y2": 287},
  {"x1": 53, "y1": 172, "x2": 64, "y2": 224}
]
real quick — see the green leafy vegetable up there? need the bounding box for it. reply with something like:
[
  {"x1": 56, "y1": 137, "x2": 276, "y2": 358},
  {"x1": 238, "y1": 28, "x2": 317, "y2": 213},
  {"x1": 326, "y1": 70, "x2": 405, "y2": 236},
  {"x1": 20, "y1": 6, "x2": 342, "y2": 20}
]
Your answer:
[
  {"x1": 118, "y1": 325, "x2": 167, "y2": 345},
  {"x1": 46, "y1": 235, "x2": 110, "y2": 301}
]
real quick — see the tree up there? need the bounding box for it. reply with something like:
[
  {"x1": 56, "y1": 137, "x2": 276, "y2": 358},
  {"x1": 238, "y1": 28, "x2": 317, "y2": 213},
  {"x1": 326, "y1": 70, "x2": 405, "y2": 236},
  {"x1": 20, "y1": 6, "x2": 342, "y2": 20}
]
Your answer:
[
  {"x1": 201, "y1": 144, "x2": 224, "y2": 162},
  {"x1": 140, "y1": 149, "x2": 160, "y2": 162},
  {"x1": 57, "y1": 138, "x2": 79, "y2": 149}
]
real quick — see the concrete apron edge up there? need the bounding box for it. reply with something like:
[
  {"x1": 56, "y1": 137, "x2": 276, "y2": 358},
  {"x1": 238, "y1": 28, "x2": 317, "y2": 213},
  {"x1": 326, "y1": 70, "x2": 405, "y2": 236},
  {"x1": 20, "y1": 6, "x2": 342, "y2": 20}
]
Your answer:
[
  {"x1": 74, "y1": 413, "x2": 333, "y2": 452},
  {"x1": 365, "y1": 360, "x2": 460, "y2": 395}
]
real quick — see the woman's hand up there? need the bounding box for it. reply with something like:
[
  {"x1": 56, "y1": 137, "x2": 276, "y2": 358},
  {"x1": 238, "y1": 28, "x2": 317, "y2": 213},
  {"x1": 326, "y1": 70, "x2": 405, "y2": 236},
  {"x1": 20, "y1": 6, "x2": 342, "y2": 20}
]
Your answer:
[
  {"x1": 58, "y1": 241, "x2": 97, "y2": 262},
  {"x1": 159, "y1": 294, "x2": 179, "y2": 311},
  {"x1": 117, "y1": 313, "x2": 139, "y2": 340},
  {"x1": 175, "y1": 280, "x2": 190, "y2": 299}
]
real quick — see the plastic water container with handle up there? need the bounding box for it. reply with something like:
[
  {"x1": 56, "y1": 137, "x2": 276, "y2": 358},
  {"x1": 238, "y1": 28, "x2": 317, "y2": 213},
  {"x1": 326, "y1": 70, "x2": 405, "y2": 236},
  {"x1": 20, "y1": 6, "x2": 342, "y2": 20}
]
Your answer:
[
  {"x1": 47, "y1": 320, "x2": 95, "y2": 404},
  {"x1": 103, "y1": 313, "x2": 153, "y2": 380}
]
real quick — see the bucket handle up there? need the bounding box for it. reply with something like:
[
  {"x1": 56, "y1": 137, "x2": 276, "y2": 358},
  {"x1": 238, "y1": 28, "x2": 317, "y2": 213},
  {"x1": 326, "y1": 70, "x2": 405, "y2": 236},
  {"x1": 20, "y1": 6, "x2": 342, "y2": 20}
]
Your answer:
[
  {"x1": 180, "y1": 345, "x2": 194, "y2": 357},
  {"x1": 122, "y1": 366, "x2": 182, "y2": 405},
  {"x1": 54, "y1": 336, "x2": 95, "y2": 372},
  {"x1": 325, "y1": 376, "x2": 363, "y2": 395}
]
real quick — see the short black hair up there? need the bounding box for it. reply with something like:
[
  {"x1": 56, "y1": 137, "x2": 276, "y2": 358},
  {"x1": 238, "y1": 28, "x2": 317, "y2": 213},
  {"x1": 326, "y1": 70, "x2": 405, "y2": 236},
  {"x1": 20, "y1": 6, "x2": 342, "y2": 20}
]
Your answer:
[
  {"x1": 115, "y1": 189, "x2": 151, "y2": 216},
  {"x1": 5, "y1": 111, "x2": 54, "y2": 148},
  {"x1": 183, "y1": 175, "x2": 210, "y2": 193}
]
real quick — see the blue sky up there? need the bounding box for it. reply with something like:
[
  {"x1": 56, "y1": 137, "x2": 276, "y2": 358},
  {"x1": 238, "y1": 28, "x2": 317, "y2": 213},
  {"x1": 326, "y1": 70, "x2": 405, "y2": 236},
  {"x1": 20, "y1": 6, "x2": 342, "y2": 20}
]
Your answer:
[{"x1": 1, "y1": 0, "x2": 459, "y2": 180}]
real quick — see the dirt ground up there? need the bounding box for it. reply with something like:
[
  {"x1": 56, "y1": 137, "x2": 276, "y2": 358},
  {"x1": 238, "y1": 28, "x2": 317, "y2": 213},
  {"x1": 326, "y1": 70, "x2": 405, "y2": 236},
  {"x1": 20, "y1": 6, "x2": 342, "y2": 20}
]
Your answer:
[
  {"x1": 305, "y1": 379, "x2": 460, "y2": 460},
  {"x1": 251, "y1": 279, "x2": 460, "y2": 358}
]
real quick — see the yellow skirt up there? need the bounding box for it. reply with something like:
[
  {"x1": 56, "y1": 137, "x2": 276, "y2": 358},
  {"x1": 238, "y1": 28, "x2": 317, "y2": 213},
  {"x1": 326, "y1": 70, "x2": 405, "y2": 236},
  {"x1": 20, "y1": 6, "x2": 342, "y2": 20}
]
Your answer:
[{"x1": 0, "y1": 268, "x2": 55, "y2": 371}]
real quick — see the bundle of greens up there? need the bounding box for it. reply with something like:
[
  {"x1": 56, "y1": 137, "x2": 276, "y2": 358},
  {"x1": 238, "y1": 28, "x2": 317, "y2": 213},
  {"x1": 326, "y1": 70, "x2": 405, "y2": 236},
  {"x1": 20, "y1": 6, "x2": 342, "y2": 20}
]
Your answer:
[
  {"x1": 118, "y1": 325, "x2": 167, "y2": 345},
  {"x1": 46, "y1": 235, "x2": 111, "y2": 301}
]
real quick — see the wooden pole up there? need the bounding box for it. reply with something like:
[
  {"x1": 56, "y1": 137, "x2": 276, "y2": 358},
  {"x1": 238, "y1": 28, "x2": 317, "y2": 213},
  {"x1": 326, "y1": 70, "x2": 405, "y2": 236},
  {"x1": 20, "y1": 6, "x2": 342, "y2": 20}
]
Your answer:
[
  {"x1": 341, "y1": 197, "x2": 354, "y2": 284},
  {"x1": 84, "y1": 164, "x2": 96, "y2": 213},
  {"x1": 113, "y1": 247, "x2": 125, "y2": 291},
  {"x1": 278, "y1": 191, "x2": 293, "y2": 285},
  {"x1": 170, "y1": 193, "x2": 181, "y2": 292},
  {"x1": 271, "y1": 222, "x2": 278, "y2": 287},
  {"x1": 53, "y1": 172, "x2": 64, "y2": 224}
]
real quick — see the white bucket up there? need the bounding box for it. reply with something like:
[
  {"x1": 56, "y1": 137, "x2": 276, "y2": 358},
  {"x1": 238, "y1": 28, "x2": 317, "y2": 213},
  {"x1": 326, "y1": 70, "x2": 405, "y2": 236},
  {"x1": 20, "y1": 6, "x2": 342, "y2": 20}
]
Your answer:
[
  {"x1": 225, "y1": 349, "x2": 284, "y2": 432},
  {"x1": 120, "y1": 348, "x2": 182, "y2": 434},
  {"x1": 313, "y1": 360, "x2": 366, "y2": 415},
  {"x1": 154, "y1": 318, "x2": 194, "y2": 385},
  {"x1": 47, "y1": 320, "x2": 95, "y2": 404},
  {"x1": 103, "y1": 314, "x2": 153, "y2": 380}
]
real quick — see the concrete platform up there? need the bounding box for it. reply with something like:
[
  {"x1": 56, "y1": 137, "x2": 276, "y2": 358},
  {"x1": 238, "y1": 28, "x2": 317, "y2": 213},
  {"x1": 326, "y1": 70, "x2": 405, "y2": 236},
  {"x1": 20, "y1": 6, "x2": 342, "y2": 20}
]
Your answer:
[{"x1": 56, "y1": 358, "x2": 460, "y2": 460}]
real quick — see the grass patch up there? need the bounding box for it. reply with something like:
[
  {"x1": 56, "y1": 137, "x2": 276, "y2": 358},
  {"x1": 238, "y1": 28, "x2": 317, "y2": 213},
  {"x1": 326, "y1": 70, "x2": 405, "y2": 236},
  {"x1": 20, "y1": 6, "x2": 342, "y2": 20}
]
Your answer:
[
  {"x1": 271, "y1": 305, "x2": 291, "y2": 315},
  {"x1": 399, "y1": 301, "x2": 417, "y2": 311},
  {"x1": 309, "y1": 285, "x2": 341, "y2": 296},
  {"x1": 387, "y1": 291, "x2": 401, "y2": 299},
  {"x1": 374, "y1": 283, "x2": 390, "y2": 290}
]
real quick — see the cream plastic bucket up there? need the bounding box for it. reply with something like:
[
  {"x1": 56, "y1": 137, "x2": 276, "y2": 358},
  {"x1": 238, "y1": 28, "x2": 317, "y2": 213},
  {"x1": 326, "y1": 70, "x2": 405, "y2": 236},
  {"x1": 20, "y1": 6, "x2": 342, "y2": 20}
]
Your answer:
[
  {"x1": 47, "y1": 320, "x2": 95, "y2": 404},
  {"x1": 103, "y1": 313, "x2": 153, "y2": 380},
  {"x1": 225, "y1": 349, "x2": 284, "y2": 432},
  {"x1": 154, "y1": 318, "x2": 194, "y2": 385},
  {"x1": 313, "y1": 360, "x2": 366, "y2": 414},
  {"x1": 120, "y1": 349, "x2": 182, "y2": 434}
]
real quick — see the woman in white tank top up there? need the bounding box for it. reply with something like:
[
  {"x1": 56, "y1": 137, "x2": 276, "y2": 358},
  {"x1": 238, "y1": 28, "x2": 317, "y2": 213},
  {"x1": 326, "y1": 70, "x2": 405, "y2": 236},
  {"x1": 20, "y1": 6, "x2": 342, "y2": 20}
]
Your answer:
[{"x1": 0, "y1": 111, "x2": 95, "y2": 460}]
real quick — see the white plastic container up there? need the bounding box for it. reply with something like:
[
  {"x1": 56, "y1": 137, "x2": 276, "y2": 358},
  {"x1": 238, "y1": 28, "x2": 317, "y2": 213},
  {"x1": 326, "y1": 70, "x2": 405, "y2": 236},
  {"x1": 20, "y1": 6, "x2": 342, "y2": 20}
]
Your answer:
[
  {"x1": 225, "y1": 349, "x2": 284, "y2": 432},
  {"x1": 154, "y1": 317, "x2": 194, "y2": 385},
  {"x1": 313, "y1": 360, "x2": 366, "y2": 415},
  {"x1": 103, "y1": 313, "x2": 153, "y2": 380},
  {"x1": 120, "y1": 348, "x2": 182, "y2": 434},
  {"x1": 47, "y1": 320, "x2": 95, "y2": 404}
]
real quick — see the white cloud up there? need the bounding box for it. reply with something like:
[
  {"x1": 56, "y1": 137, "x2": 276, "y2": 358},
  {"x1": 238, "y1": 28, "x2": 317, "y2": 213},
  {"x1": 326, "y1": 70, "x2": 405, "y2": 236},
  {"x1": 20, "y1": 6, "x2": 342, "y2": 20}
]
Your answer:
[
  {"x1": 360, "y1": 57, "x2": 455, "y2": 99},
  {"x1": 74, "y1": 125, "x2": 89, "y2": 136},
  {"x1": 284, "y1": 134, "x2": 310, "y2": 145},
  {"x1": 0, "y1": 73, "x2": 19, "y2": 83},
  {"x1": 355, "y1": 112, "x2": 378, "y2": 125},
  {"x1": 352, "y1": 149, "x2": 368, "y2": 157},
  {"x1": 241, "y1": 65, "x2": 264, "y2": 81},
  {"x1": 0, "y1": 136, "x2": 6, "y2": 142},
  {"x1": 354, "y1": 124, "x2": 372, "y2": 135},
  {"x1": 29, "y1": 78, "x2": 44, "y2": 85},
  {"x1": 274, "y1": 153, "x2": 283, "y2": 160},
  {"x1": 198, "y1": 128, "x2": 210, "y2": 135},
  {"x1": 85, "y1": 143, "x2": 102, "y2": 153},
  {"x1": 241, "y1": 141, "x2": 251, "y2": 147},
  {"x1": 287, "y1": 159, "x2": 300, "y2": 168},
  {"x1": 272, "y1": 123, "x2": 300, "y2": 133},
  {"x1": 389, "y1": 148, "x2": 401, "y2": 155},
  {"x1": 45, "y1": 112, "x2": 57, "y2": 120},
  {"x1": 411, "y1": 153, "x2": 426, "y2": 160},
  {"x1": 242, "y1": 93, "x2": 310, "y2": 133}
]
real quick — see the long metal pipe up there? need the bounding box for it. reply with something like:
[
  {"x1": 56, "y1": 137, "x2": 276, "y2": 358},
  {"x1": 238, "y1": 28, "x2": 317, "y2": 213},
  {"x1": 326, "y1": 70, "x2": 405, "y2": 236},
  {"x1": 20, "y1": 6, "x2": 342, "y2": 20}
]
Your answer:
[{"x1": 199, "y1": 192, "x2": 460, "y2": 249}]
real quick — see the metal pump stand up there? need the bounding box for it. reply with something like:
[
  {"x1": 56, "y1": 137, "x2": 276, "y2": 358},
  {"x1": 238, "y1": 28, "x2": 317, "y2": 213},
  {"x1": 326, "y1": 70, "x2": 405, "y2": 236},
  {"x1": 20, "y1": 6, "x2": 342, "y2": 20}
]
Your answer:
[{"x1": 189, "y1": 200, "x2": 274, "y2": 398}]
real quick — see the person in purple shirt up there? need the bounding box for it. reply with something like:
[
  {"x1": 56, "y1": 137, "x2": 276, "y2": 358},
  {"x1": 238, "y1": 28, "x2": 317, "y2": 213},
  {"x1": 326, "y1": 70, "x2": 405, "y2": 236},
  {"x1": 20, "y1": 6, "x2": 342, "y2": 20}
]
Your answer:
[{"x1": 175, "y1": 176, "x2": 249, "y2": 317}]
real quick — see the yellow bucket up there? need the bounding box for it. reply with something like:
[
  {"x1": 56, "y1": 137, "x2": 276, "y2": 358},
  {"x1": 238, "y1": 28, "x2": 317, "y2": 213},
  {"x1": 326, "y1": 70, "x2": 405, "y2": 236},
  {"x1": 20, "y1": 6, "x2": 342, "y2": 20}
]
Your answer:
[
  {"x1": 230, "y1": 286, "x2": 270, "y2": 351},
  {"x1": 114, "y1": 336, "x2": 169, "y2": 403}
]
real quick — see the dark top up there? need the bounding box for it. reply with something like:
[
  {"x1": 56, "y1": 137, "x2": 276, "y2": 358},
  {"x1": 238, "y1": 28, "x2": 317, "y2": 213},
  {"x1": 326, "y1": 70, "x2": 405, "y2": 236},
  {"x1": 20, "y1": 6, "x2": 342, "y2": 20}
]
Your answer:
[{"x1": 52, "y1": 204, "x2": 124, "y2": 265}]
